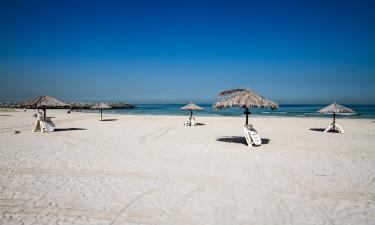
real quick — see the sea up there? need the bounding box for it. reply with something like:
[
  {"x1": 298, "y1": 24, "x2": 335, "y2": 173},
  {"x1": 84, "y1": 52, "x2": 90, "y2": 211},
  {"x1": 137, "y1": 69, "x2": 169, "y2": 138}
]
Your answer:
[{"x1": 95, "y1": 104, "x2": 375, "y2": 119}]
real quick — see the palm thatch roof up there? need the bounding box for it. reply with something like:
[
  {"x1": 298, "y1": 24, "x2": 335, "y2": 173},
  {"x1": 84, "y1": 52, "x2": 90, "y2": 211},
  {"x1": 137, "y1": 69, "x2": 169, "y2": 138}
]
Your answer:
[
  {"x1": 213, "y1": 88, "x2": 278, "y2": 110},
  {"x1": 181, "y1": 102, "x2": 204, "y2": 111},
  {"x1": 91, "y1": 102, "x2": 111, "y2": 109},
  {"x1": 23, "y1": 96, "x2": 67, "y2": 108},
  {"x1": 318, "y1": 103, "x2": 354, "y2": 114},
  {"x1": 218, "y1": 88, "x2": 248, "y2": 97}
]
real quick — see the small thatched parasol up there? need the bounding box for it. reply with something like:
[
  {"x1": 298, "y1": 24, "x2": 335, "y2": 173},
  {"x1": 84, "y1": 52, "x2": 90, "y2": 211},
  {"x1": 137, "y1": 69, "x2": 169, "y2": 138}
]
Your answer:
[
  {"x1": 318, "y1": 103, "x2": 354, "y2": 124},
  {"x1": 213, "y1": 88, "x2": 278, "y2": 125},
  {"x1": 91, "y1": 103, "x2": 111, "y2": 120},
  {"x1": 23, "y1": 96, "x2": 67, "y2": 118},
  {"x1": 181, "y1": 102, "x2": 204, "y2": 117}
]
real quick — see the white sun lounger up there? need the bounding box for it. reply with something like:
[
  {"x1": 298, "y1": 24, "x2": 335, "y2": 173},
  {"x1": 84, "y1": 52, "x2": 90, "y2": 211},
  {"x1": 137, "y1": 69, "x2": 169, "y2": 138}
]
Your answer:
[
  {"x1": 184, "y1": 116, "x2": 196, "y2": 127},
  {"x1": 42, "y1": 117, "x2": 56, "y2": 132},
  {"x1": 244, "y1": 124, "x2": 262, "y2": 147},
  {"x1": 32, "y1": 113, "x2": 56, "y2": 133},
  {"x1": 184, "y1": 118, "x2": 191, "y2": 126},
  {"x1": 190, "y1": 117, "x2": 196, "y2": 126},
  {"x1": 324, "y1": 122, "x2": 344, "y2": 133},
  {"x1": 336, "y1": 124, "x2": 344, "y2": 133}
]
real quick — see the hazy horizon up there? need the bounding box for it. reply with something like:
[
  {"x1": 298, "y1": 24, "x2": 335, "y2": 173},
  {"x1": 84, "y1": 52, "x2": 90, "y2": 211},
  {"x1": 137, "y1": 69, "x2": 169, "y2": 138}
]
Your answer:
[{"x1": 1, "y1": 0, "x2": 374, "y2": 104}]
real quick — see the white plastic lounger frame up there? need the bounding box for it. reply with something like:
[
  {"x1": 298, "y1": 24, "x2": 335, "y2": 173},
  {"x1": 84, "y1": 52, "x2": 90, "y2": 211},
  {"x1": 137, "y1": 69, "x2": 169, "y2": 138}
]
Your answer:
[
  {"x1": 190, "y1": 116, "x2": 196, "y2": 127},
  {"x1": 32, "y1": 113, "x2": 43, "y2": 132},
  {"x1": 244, "y1": 124, "x2": 262, "y2": 147},
  {"x1": 32, "y1": 113, "x2": 56, "y2": 133},
  {"x1": 184, "y1": 116, "x2": 196, "y2": 127},
  {"x1": 32, "y1": 119, "x2": 42, "y2": 132},
  {"x1": 43, "y1": 117, "x2": 56, "y2": 132},
  {"x1": 184, "y1": 118, "x2": 191, "y2": 126},
  {"x1": 324, "y1": 122, "x2": 344, "y2": 133}
]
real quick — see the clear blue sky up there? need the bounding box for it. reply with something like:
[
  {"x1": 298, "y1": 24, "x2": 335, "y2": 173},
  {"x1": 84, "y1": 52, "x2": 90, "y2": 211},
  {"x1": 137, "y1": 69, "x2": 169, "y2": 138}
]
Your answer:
[{"x1": 1, "y1": 0, "x2": 374, "y2": 103}]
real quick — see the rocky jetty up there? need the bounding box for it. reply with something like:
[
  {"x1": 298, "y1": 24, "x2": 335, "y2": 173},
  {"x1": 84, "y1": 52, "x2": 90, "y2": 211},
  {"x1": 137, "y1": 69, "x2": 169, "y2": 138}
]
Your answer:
[{"x1": 0, "y1": 102, "x2": 21, "y2": 108}]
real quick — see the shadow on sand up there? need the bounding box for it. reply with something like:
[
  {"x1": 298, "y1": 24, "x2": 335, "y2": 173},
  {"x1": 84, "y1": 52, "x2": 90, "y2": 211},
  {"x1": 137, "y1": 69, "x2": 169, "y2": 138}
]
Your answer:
[
  {"x1": 310, "y1": 128, "x2": 325, "y2": 132},
  {"x1": 195, "y1": 123, "x2": 205, "y2": 126},
  {"x1": 216, "y1": 136, "x2": 270, "y2": 146},
  {"x1": 0, "y1": 115, "x2": 12, "y2": 116},
  {"x1": 310, "y1": 128, "x2": 340, "y2": 133},
  {"x1": 54, "y1": 128, "x2": 87, "y2": 132},
  {"x1": 100, "y1": 119, "x2": 118, "y2": 122}
]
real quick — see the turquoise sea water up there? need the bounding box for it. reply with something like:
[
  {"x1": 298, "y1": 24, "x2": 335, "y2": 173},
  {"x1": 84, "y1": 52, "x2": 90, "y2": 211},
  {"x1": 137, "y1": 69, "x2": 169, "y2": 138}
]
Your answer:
[{"x1": 97, "y1": 104, "x2": 375, "y2": 119}]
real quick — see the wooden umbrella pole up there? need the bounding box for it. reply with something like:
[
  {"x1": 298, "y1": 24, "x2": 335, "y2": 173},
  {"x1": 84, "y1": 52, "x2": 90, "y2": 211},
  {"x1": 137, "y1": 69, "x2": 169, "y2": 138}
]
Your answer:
[
  {"x1": 333, "y1": 113, "x2": 336, "y2": 131},
  {"x1": 190, "y1": 110, "x2": 193, "y2": 118},
  {"x1": 100, "y1": 108, "x2": 103, "y2": 120},
  {"x1": 43, "y1": 108, "x2": 46, "y2": 118},
  {"x1": 244, "y1": 108, "x2": 250, "y2": 125}
]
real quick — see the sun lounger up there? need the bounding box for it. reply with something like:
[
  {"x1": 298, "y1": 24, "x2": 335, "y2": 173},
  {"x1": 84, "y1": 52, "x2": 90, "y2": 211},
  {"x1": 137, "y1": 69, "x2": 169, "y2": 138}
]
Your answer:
[
  {"x1": 323, "y1": 124, "x2": 333, "y2": 133},
  {"x1": 336, "y1": 123, "x2": 344, "y2": 133},
  {"x1": 32, "y1": 119, "x2": 42, "y2": 132},
  {"x1": 324, "y1": 122, "x2": 344, "y2": 133},
  {"x1": 244, "y1": 124, "x2": 262, "y2": 147},
  {"x1": 184, "y1": 116, "x2": 196, "y2": 126},
  {"x1": 32, "y1": 113, "x2": 43, "y2": 132},
  {"x1": 32, "y1": 113, "x2": 56, "y2": 133},
  {"x1": 190, "y1": 116, "x2": 196, "y2": 126},
  {"x1": 42, "y1": 117, "x2": 56, "y2": 132},
  {"x1": 184, "y1": 118, "x2": 191, "y2": 126}
]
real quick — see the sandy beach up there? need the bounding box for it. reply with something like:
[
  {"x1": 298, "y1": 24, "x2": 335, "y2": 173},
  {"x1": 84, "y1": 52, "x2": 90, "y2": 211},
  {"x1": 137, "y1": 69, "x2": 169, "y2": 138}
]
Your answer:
[{"x1": 0, "y1": 110, "x2": 374, "y2": 225}]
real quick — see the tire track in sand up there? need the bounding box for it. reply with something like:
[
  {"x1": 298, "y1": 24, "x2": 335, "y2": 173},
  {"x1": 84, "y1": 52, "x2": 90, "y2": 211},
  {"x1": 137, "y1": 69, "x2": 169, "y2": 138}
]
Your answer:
[
  {"x1": 139, "y1": 127, "x2": 173, "y2": 144},
  {"x1": 0, "y1": 168, "x2": 168, "y2": 182}
]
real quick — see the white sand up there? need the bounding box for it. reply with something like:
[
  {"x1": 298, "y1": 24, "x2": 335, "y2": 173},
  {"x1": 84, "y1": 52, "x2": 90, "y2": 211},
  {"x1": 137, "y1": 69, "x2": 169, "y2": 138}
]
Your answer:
[{"x1": 0, "y1": 110, "x2": 374, "y2": 225}]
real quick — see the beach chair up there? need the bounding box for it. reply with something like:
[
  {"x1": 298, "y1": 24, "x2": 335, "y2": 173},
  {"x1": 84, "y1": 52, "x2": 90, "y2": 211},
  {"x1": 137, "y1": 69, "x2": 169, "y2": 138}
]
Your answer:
[
  {"x1": 32, "y1": 113, "x2": 56, "y2": 133},
  {"x1": 190, "y1": 116, "x2": 196, "y2": 127},
  {"x1": 184, "y1": 117, "x2": 191, "y2": 126},
  {"x1": 32, "y1": 112, "x2": 43, "y2": 132},
  {"x1": 324, "y1": 122, "x2": 344, "y2": 133},
  {"x1": 32, "y1": 118, "x2": 42, "y2": 132},
  {"x1": 43, "y1": 117, "x2": 56, "y2": 132},
  {"x1": 336, "y1": 124, "x2": 344, "y2": 133},
  {"x1": 243, "y1": 124, "x2": 262, "y2": 147},
  {"x1": 184, "y1": 116, "x2": 197, "y2": 126}
]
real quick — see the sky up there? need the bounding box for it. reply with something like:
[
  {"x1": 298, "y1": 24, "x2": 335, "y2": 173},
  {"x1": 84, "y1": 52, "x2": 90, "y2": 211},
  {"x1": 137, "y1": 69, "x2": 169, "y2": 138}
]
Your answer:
[{"x1": 0, "y1": 0, "x2": 374, "y2": 104}]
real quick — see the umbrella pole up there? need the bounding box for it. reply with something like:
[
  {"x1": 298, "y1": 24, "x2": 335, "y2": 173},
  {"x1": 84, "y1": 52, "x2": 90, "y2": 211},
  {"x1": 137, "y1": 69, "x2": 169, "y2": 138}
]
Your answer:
[
  {"x1": 244, "y1": 108, "x2": 250, "y2": 125},
  {"x1": 100, "y1": 109, "x2": 103, "y2": 120},
  {"x1": 43, "y1": 108, "x2": 46, "y2": 118},
  {"x1": 333, "y1": 113, "x2": 336, "y2": 131},
  {"x1": 190, "y1": 110, "x2": 193, "y2": 118}
]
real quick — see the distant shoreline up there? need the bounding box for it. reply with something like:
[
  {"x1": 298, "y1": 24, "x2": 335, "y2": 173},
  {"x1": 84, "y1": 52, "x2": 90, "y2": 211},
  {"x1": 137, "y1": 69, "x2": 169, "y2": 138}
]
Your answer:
[
  {"x1": 0, "y1": 102, "x2": 135, "y2": 110},
  {"x1": 7, "y1": 107, "x2": 375, "y2": 119},
  {"x1": 2, "y1": 102, "x2": 375, "y2": 119}
]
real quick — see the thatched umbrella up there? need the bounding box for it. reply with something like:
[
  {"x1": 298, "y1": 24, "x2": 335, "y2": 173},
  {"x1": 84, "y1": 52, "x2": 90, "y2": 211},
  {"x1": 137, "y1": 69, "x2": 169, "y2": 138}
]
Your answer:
[
  {"x1": 181, "y1": 102, "x2": 204, "y2": 118},
  {"x1": 23, "y1": 96, "x2": 67, "y2": 118},
  {"x1": 318, "y1": 103, "x2": 354, "y2": 129},
  {"x1": 213, "y1": 88, "x2": 278, "y2": 125},
  {"x1": 91, "y1": 103, "x2": 111, "y2": 120}
]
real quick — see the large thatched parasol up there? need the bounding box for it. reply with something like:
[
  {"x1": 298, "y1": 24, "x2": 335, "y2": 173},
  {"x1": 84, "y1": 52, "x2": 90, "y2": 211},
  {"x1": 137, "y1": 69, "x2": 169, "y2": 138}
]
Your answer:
[
  {"x1": 213, "y1": 88, "x2": 278, "y2": 125},
  {"x1": 318, "y1": 103, "x2": 354, "y2": 125},
  {"x1": 181, "y1": 102, "x2": 204, "y2": 118},
  {"x1": 23, "y1": 96, "x2": 67, "y2": 118},
  {"x1": 91, "y1": 103, "x2": 111, "y2": 120}
]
